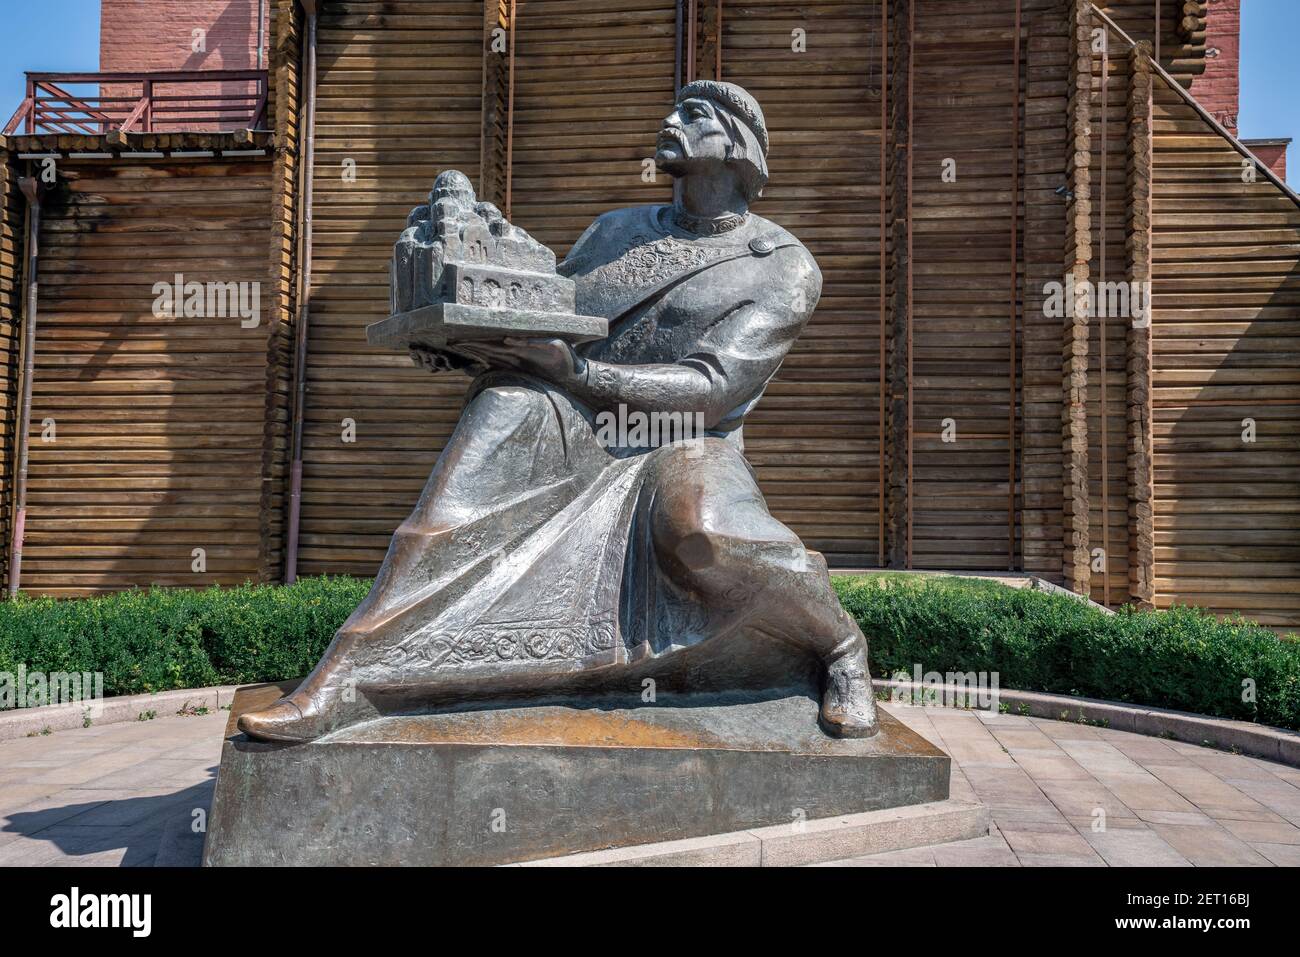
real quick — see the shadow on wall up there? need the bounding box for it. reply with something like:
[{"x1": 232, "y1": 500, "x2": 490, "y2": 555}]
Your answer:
[
  {"x1": 1150, "y1": 73, "x2": 1300, "y2": 632},
  {"x1": 100, "y1": 0, "x2": 268, "y2": 132}
]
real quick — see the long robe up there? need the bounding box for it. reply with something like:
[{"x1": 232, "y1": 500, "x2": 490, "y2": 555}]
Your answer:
[{"x1": 318, "y1": 205, "x2": 826, "y2": 707}]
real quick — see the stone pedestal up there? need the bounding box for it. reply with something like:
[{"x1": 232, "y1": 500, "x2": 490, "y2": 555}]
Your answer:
[{"x1": 203, "y1": 682, "x2": 951, "y2": 867}]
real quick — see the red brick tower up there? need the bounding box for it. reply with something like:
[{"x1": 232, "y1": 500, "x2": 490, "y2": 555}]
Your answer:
[
  {"x1": 99, "y1": 0, "x2": 270, "y2": 130},
  {"x1": 100, "y1": 0, "x2": 268, "y2": 73},
  {"x1": 1188, "y1": 0, "x2": 1288, "y2": 178}
]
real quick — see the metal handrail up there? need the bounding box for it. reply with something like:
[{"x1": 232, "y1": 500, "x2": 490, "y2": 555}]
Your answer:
[{"x1": 3, "y1": 69, "x2": 269, "y2": 136}]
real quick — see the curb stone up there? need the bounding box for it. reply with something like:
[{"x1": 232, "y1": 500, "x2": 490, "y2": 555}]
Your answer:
[
  {"x1": 516, "y1": 800, "x2": 990, "y2": 867},
  {"x1": 0, "y1": 685, "x2": 241, "y2": 742},
  {"x1": 874, "y1": 680, "x2": 1300, "y2": 768}
]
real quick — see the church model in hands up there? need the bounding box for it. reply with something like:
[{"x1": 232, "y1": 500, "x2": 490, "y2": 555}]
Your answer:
[{"x1": 366, "y1": 170, "x2": 608, "y2": 363}]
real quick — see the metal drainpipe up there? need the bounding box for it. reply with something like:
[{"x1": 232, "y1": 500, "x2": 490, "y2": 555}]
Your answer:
[
  {"x1": 286, "y1": 0, "x2": 319, "y2": 584},
  {"x1": 9, "y1": 174, "x2": 40, "y2": 597}
]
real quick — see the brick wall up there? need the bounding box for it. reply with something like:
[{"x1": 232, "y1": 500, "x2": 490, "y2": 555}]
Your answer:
[
  {"x1": 1243, "y1": 140, "x2": 1289, "y2": 182},
  {"x1": 100, "y1": 0, "x2": 269, "y2": 129},
  {"x1": 1189, "y1": 0, "x2": 1241, "y2": 133},
  {"x1": 1186, "y1": 0, "x2": 1287, "y2": 180},
  {"x1": 101, "y1": 0, "x2": 267, "y2": 73}
]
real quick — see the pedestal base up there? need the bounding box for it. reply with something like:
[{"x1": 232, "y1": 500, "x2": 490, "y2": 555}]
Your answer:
[{"x1": 203, "y1": 682, "x2": 951, "y2": 866}]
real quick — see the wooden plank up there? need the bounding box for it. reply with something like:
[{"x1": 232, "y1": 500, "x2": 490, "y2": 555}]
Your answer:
[
  {"x1": 722, "y1": 0, "x2": 886, "y2": 567},
  {"x1": 20, "y1": 155, "x2": 276, "y2": 594},
  {"x1": 1149, "y1": 60, "x2": 1300, "y2": 629},
  {"x1": 1126, "y1": 40, "x2": 1155, "y2": 608}
]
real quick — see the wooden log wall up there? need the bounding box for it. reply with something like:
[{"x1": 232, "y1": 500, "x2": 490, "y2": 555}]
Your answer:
[
  {"x1": 21, "y1": 154, "x2": 276, "y2": 596},
  {"x1": 1020, "y1": 3, "x2": 1069, "y2": 583},
  {"x1": 296, "y1": 0, "x2": 483, "y2": 577},
  {"x1": 1062, "y1": 0, "x2": 1093, "y2": 596},
  {"x1": 902, "y1": 0, "x2": 1055, "y2": 570},
  {"x1": 17, "y1": 0, "x2": 1298, "y2": 637},
  {"x1": 276, "y1": 0, "x2": 1228, "y2": 593},
  {"x1": 886, "y1": 0, "x2": 910, "y2": 568},
  {"x1": 1149, "y1": 69, "x2": 1300, "y2": 629},
  {"x1": 1095, "y1": 1, "x2": 1204, "y2": 80},
  {"x1": 478, "y1": 0, "x2": 511, "y2": 209},
  {"x1": 1064, "y1": 2, "x2": 1300, "y2": 626},
  {"x1": 507, "y1": 0, "x2": 675, "y2": 256},
  {"x1": 261, "y1": 0, "x2": 305, "y2": 581},
  {"x1": 1086, "y1": 11, "x2": 1132, "y2": 607},
  {"x1": 1126, "y1": 39, "x2": 1155, "y2": 609},
  {"x1": 1021, "y1": 0, "x2": 1204, "y2": 592},
  {"x1": 1068, "y1": 1, "x2": 1203, "y2": 608},
  {"x1": 0, "y1": 148, "x2": 21, "y2": 591},
  {"x1": 719, "y1": 0, "x2": 886, "y2": 567}
]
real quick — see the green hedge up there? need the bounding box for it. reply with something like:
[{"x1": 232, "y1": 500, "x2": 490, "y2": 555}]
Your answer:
[
  {"x1": 834, "y1": 574, "x2": 1300, "y2": 731},
  {"x1": 2, "y1": 574, "x2": 1297, "y2": 731},
  {"x1": 0, "y1": 578, "x2": 368, "y2": 698}
]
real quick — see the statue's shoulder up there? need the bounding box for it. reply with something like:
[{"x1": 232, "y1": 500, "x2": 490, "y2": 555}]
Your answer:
[
  {"x1": 581, "y1": 204, "x2": 664, "y2": 240},
  {"x1": 562, "y1": 205, "x2": 666, "y2": 274},
  {"x1": 746, "y1": 213, "x2": 805, "y2": 255},
  {"x1": 744, "y1": 214, "x2": 821, "y2": 286}
]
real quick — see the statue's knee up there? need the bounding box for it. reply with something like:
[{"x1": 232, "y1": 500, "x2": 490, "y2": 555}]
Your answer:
[
  {"x1": 652, "y1": 493, "x2": 711, "y2": 572},
  {"x1": 473, "y1": 383, "x2": 547, "y2": 416},
  {"x1": 657, "y1": 521, "x2": 752, "y2": 576},
  {"x1": 673, "y1": 531, "x2": 717, "y2": 572}
]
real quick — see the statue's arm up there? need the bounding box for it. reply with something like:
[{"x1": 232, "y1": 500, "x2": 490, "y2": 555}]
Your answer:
[
  {"x1": 570, "y1": 248, "x2": 821, "y2": 428},
  {"x1": 571, "y1": 358, "x2": 718, "y2": 421},
  {"x1": 573, "y1": 337, "x2": 784, "y2": 431}
]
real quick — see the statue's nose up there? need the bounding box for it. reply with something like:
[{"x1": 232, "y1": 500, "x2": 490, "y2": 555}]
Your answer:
[{"x1": 662, "y1": 111, "x2": 683, "y2": 130}]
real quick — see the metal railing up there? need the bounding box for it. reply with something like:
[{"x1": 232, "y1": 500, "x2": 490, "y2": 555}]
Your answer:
[{"x1": 3, "y1": 70, "x2": 268, "y2": 136}]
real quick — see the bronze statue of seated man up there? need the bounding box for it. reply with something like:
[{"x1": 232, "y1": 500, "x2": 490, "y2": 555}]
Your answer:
[{"x1": 239, "y1": 80, "x2": 879, "y2": 742}]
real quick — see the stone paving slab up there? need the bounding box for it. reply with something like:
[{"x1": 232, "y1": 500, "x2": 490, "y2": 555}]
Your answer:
[
  {"x1": 0, "y1": 710, "x2": 225, "y2": 866},
  {"x1": 0, "y1": 701, "x2": 1297, "y2": 867},
  {"x1": 1255, "y1": 843, "x2": 1300, "y2": 866}
]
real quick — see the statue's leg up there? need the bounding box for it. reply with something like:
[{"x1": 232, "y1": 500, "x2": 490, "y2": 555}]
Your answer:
[
  {"x1": 649, "y1": 441, "x2": 879, "y2": 737},
  {"x1": 240, "y1": 381, "x2": 589, "y2": 741}
]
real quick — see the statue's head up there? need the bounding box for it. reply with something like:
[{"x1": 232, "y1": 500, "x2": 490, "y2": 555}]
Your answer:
[{"x1": 655, "y1": 80, "x2": 769, "y2": 202}]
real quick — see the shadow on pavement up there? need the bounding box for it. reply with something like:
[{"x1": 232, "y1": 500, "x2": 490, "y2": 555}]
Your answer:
[{"x1": 1, "y1": 773, "x2": 216, "y2": 867}]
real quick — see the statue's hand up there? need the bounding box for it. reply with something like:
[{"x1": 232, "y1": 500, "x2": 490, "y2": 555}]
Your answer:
[
  {"x1": 454, "y1": 337, "x2": 582, "y2": 386},
  {"x1": 409, "y1": 344, "x2": 477, "y2": 375}
]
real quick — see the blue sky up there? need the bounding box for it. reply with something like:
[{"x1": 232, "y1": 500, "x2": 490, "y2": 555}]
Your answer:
[
  {"x1": 1, "y1": 0, "x2": 101, "y2": 128},
  {"x1": 1, "y1": 0, "x2": 1297, "y2": 182},
  {"x1": 1238, "y1": 0, "x2": 1300, "y2": 173}
]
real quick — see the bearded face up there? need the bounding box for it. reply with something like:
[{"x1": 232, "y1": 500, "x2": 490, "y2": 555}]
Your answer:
[{"x1": 655, "y1": 97, "x2": 732, "y2": 177}]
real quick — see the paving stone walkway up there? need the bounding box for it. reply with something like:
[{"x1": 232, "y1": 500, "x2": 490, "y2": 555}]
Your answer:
[
  {"x1": 0, "y1": 710, "x2": 226, "y2": 866},
  {"x1": 1, "y1": 703, "x2": 1298, "y2": 866},
  {"x1": 840, "y1": 705, "x2": 1300, "y2": 867}
]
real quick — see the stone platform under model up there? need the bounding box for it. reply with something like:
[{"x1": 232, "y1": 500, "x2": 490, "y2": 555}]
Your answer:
[{"x1": 203, "y1": 681, "x2": 950, "y2": 866}]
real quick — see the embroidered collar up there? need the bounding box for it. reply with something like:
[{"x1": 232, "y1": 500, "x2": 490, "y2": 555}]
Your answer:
[{"x1": 670, "y1": 207, "x2": 749, "y2": 237}]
